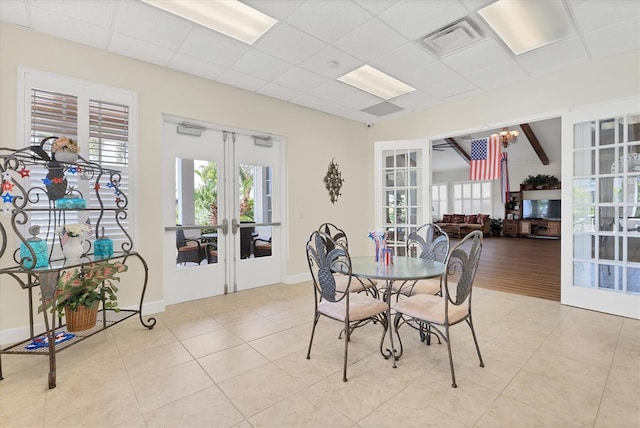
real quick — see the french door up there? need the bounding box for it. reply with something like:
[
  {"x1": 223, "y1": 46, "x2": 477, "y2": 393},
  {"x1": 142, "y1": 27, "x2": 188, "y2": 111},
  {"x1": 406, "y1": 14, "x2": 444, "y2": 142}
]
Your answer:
[
  {"x1": 162, "y1": 116, "x2": 282, "y2": 305},
  {"x1": 562, "y1": 98, "x2": 640, "y2": 319},
  {"x1": 374, "y1": 139, "x2": 430, "y2": 256}
]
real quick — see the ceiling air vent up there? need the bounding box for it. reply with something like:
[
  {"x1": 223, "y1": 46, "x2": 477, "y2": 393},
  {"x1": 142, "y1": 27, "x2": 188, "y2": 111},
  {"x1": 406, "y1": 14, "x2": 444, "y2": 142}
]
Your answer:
[
  {"x1": 361, "y1": 102, "x2": 404, "y2": 117},
  {"x1": 418, "y1": 18, "x2": 483, "y2": 57}
]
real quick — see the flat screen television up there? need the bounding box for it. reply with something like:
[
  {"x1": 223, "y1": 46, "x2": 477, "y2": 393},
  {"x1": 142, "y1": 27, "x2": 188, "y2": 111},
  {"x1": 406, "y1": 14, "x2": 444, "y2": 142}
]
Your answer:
[{"x1": 523, "y1": 199, "x2": 561, "y2": 220}]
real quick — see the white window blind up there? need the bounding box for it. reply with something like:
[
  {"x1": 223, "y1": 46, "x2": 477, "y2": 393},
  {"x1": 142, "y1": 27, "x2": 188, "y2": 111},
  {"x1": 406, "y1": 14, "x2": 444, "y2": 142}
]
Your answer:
[{"x1": 27, "y1": 87, "x2": 132, "y2": 254}]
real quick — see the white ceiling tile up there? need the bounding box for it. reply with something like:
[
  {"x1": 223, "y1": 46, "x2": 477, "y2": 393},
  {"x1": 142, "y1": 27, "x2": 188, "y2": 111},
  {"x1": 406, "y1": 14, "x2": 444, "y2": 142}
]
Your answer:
[
  {"x1": 465, "y1": 59, "x2": 529, "y2": 90},
  {"x1": 272, "y1": 66, "x2": 328, "y2": 92},
  {"x1": 441, "y1": 39, "x2": 513, "y2": 75},
  {"x1": 254, "y1": 23, "x2": 327, "y2": 63},
  {"x1": 307, "y1": 80, "x2": 361, "y2": 102},
  {"x1": 337, "y1": 91, "x2": 383, "y2": 110},
  {"x1": 30, "y1": 0, "x2": 114, "y2": 28},
  {"x1": 459, "y1": 0, "x2": 495, "y2": 12},
  {"x1": 231, "y1": 50, "x2": 294, "y2": 81},
  {"x1": 316, "y1": 102, "x2": 360, "y2": 120},
  {"x1": 179, "y1": 27, "x2": 250, "y2": 67},
  {"x1": 334, "y1": 18, "x2": 407, "y2": 62},
  {"x1": 242, "y1": 0, "x2": 304, "y2": 20},
  {"x1": 571, "y1": 0, "x2": 640, "y2": 33},
  {"x1": 371, "y1": 43, "x2": 438, "y2": 81},
  {"x1": 286, "y1": 0, "x2": 371, "y2": 43},
  {"x1": 353, "y1": 0, "x2": 397, "y2": 16},
  {"x1": 113, "y1": 1, "x2": 193, "y2": 51},
  {"x1": 30, "y1": 6, "x2": 110, "y2": 50},
  {"x1": 516, "y1": 36, "x2": 589, "y2": 77},
  {"x1": 378, "y1": 0, "x2": 468, "y2": 40},
  {"x1": 290, "y1": 93, "x2": 329, "y2": 110},
  {"x1": 168, "y1": 53, "x2": 226, "y2": 81},
  {"x1": 0, "y1": 0, "x2": 29, "y2": 27},
  {"x1": 582, "y1": 18, "x2": 640, "y2": 60},
  {"x1": 217, "y1": 70, "x2": 268, "y2": 92},
  {"x1": 404, "y1": 62, "x2": 476, "y2": 99},
  {"x1": 108, "y1": 33, "x2": 174, "y2": 67},
  {"x1": 257, "y1": 83, "x2": 302, "y2": 101},
  {"x1": 390, "y1": 90, "x2": 441, "y2": 111},
  {"x1": 299, "y1": 46, "x2": 363, "y2": 79}
]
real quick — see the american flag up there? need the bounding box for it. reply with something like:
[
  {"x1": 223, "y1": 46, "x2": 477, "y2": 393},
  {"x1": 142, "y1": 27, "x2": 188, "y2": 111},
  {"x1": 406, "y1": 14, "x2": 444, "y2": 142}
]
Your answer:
[{"x1": 470, "y1": 135, "x2": 501, "y2": 181}]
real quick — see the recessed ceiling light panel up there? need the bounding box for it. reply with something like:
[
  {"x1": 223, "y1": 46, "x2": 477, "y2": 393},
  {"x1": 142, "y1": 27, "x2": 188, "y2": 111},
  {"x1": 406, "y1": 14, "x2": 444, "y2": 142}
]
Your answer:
[
  {"x1": 337, "y1": 65, "x2": 415, "y2": 100},
  {"x1": 142, "y1": 0, "x2": 277, "y2": 45},
  {"x1": 478, "y1": 0, "x2": 575, "y2": 55}
]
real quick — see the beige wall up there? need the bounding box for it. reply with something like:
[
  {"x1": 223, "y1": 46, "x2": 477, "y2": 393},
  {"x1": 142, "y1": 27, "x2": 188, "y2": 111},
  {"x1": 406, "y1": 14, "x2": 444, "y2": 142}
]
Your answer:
[{"x1": 0, "y1": 23, "x2": 373, "y2": 334}]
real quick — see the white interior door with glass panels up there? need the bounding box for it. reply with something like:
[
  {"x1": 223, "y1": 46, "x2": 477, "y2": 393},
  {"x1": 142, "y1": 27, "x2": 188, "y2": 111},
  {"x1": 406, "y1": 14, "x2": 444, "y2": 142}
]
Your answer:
[
  {"x1": 374, "y1": 140, "x2": 430, "y2": 257},
  {"x1": 162, "y1": 117, "x2": 282, "y2": 305},
  {"x1": 562, "y1": 98, "x2": 640, "y2": 319}
]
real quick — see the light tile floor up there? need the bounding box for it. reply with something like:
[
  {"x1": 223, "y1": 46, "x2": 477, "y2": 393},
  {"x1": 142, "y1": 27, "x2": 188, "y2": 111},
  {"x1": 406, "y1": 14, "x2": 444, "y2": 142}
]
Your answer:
[{"x1": 1, "y1": 283, "x2": 639, "y2": 427}]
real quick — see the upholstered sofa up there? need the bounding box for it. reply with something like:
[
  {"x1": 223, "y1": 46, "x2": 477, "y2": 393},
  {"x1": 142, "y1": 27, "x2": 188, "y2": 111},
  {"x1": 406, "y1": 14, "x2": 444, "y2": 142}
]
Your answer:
[{"x1": 435, "y1": 214, "x2": 491, "y2": 237}]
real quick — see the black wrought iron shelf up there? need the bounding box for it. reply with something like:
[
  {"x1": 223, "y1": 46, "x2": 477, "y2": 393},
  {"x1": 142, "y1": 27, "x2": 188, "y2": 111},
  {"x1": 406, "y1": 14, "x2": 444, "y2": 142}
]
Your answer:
[{"x1": 0, "y1": 141, "x2": 156, "y2": 389}]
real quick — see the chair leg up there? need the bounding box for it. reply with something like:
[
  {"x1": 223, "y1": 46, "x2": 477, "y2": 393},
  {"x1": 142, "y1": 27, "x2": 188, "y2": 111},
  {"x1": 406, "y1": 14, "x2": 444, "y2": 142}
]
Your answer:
[
  {"x1": 466, "y1": 316, "x2": 484, "y2": 368},
  {"x1": 444, "y1": 325, "x2": 457, "y2": 388},
  {"x1": 343, "y1": 318, "x2": 350, "y2": 382},
  {"x1": 306, "y1": 313, "x2": 320, "y2": 360}
]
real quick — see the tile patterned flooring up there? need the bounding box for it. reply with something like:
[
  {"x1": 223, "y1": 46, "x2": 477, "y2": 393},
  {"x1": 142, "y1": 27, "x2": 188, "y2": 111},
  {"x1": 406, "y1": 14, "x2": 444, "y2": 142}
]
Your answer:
[{"x1": 1, "y1": 282, "x2": 638, "y2": 427}]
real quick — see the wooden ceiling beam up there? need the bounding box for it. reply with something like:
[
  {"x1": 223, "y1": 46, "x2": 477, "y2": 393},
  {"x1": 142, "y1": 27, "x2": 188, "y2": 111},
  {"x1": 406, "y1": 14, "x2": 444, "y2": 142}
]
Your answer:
[
  {"x1": 445, "y1": 137, "x2": 470, "y2": 164},
  {"x1": 520, "y1": 123, "x2": 549, "y2": 165}
]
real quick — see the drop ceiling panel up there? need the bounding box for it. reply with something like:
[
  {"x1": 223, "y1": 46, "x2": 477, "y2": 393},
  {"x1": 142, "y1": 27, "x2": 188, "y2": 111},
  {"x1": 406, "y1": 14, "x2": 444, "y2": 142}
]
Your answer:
[
  {"x1": 390, "y1": 90, "x2": 441, "y2": 111},
  {"x1": 168, "y1": 53, "x2": 227, "y2": 81},
  {"x1": 30, "y1": 6, "x2": 110, "y2": 50},
  {"x1": 32, "y1": 0, "x2": 115, "y2": 28},
  {"x1": 0, "y1": 1, "x2": 29, "y2": 27},
  {"x1": 337, "y1": 91, "x2": 384, "y2": 110},
  {"x1": 333, "y1": 18, "x2": 407, "y2": 62},
  {"x1": 583, "y1": 19, "x2": 640, "y2": 60},
  {"x1": 231, "y1": 50, "x2": 294, "y2": 81},
  {"x1": 442, "y1": 39, "x2": 513, "y2": 76},
  {"x1": 254, "y1": 23, "x2": 327, "y2": 64},
  {"x1": 108, "y1": 33, "x2": 174, "y2": 66},
  {"x1": 242, "y1": 0, "x2": 305, "y2": 20},
  {"x1": 272, "y1": 67, "x2": 328, "y2": 92},
  {"x1": 257, "y1": 82, "x2": 302, "y2": 101},
  {"x1": 290, "y1": 93, "x2": 329, "y2": 110},
  {"x1": 299, "y1": 46, "x2": 363, "y2": 79},
  {"x1": 516, "y1": 36, "x2": 589, "y2": 77},
  {"x1": 405, "y1": 62, "x2": 476, "y2": 99},
  {"x1": 286, "y1": 0, "x2": 371, "y2": 43},
  {"x1": 353, "y1": 0, "x2": 397, "y2": 15},
  {"x1": 113, "y1": 1, "x2": 192, "y2": 51},
  {"x1": 571, "y1": 0, "x2": 640, "y2": 33},
  {"x1": 464, "y1": 59, "x2": 529, "y2": 90},
  {"x1": 378, "y1": 0, "x2": 468, "y2": 40},
  {"x1": 217, "y1": 69, "x2": 268, "y2": 92},
  {"x1": 307, "y1": 80, "x2": 361, "y2": 102},
  {"x1": 371, "y1": 43, "x2": 438, "y2": 81},
  {"x1": 179, "y1": 27, "x2": 250, "y2": 67}
]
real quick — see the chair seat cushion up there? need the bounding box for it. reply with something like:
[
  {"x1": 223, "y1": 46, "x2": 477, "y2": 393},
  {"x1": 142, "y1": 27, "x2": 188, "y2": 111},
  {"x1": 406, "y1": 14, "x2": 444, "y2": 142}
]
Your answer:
[
  {"x1": 318, "y1": 293, "x2": 387, "y2": 322},
  {"x1": 392, "y1": 294, "x2": 468, "y2": 325},
  {"x1": 391, "y1": 278, "x2": 441, "y2": 296},
  {"x1": 334, "y1": 275, "x2": 378, "y2": 293}
]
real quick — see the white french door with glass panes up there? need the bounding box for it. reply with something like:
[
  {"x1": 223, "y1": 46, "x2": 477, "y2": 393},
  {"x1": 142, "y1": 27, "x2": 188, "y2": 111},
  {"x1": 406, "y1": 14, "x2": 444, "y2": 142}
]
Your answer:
[
  {"x1": 18, "y1": 69, "x2": 136, "y2": 256},
  {"x1": 375, "y1": 139, "x2": 430, "y2": 257},
  {"x1": 162, "y1": 116, "x2": 283, "y2": 305},
  {"x1": 562, "y1": 98, "x2": 640, "y2": 319}
]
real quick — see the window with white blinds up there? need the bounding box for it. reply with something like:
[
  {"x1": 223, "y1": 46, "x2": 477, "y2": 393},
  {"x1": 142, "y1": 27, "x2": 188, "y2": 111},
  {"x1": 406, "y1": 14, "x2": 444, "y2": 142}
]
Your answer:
[{"x1": 24, "y1": 76, "x2": 135, "y2": 255}]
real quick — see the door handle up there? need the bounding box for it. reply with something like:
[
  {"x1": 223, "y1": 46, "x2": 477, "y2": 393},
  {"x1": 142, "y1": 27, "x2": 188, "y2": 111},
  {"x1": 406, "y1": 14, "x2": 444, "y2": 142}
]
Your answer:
[
  {"x1": 231, "y1": 218, "x2": 238, "y2": 234},
  {"x1": 222, "y1": 219, "x2": 229, "y2": 235}
]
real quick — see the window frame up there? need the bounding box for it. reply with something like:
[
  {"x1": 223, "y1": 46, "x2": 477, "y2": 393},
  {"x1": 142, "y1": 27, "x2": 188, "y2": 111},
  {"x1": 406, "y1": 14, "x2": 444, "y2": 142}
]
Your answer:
[{"x1": 452, "y1": 180, "x2": 492, "y2": 214}]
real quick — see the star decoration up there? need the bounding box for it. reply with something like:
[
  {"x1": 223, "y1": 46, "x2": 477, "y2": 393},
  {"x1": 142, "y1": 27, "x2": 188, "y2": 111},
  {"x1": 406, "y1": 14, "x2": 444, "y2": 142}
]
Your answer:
[
  {"x1": 106, "y1": 182, "x2": 114, "y2": 189},
  {"x1": 2, "y1": 193, "x2": 14, "y2": 203},
  {"x1": 2, "y1": 172, "x2": 11, "y2": 181},
  {"x1": 114, "y1": 189, "x2": 121, "y2": 196},
  {"x1": 18, "y1": 168, "x2": 30, "y2": 178},
  {"x1": 52, "y1": 177, "x2": 64, "y2": 184},
  {"x1": 42, "y1": 178, "x2": 52, "y2": 185},
  {"x1": 2, "y1": 181, "x2": 14, "y2": 192},
  {"x1": 68, "y1": 167, "x2": 77, "y2": 174},
  {"x1": 115, "y1": 197, "x2": 122, "y2": 204},
  {"x1": 93, "y1": 183, "x2": 101, "y2": 190}
]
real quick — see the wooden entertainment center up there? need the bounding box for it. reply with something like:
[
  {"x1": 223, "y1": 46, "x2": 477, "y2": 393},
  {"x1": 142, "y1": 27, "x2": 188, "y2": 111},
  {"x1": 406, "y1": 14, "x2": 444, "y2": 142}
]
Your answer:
[{"x1": 503, "y1": 182, "x2": 561, "y2": 238}]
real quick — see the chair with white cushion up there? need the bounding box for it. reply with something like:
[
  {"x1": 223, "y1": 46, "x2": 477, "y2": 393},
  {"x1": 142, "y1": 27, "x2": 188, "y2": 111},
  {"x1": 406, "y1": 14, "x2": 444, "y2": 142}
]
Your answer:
[
  {"x1": 392, "y1": 230, "x2": 484, "y2": 388},
  {"x1": 306, "y1": 230, "x2": 388, "y2": 382}
]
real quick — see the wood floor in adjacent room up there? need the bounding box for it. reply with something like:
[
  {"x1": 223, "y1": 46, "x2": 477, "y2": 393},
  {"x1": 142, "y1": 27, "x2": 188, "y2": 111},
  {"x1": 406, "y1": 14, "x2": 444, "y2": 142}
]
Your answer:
[{"x1": 474, "y1": 236, "x2": 561, "y2": 301}]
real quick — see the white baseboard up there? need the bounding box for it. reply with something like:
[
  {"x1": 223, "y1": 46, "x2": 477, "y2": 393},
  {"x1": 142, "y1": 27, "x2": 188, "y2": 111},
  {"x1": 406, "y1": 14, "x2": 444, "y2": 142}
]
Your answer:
[
  {"x1": 0, "y1": 299, "x2": 165, "y2": 347},
  {"x1": 284, "y1": 272, "x2": 310, "y2": 284}
]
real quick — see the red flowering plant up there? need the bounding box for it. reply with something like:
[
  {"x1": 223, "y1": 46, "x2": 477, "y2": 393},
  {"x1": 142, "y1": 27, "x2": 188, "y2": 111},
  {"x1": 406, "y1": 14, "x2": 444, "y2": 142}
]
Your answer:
[{"x1": 39, "y1": 260, "x2": 128, "y2": 316}]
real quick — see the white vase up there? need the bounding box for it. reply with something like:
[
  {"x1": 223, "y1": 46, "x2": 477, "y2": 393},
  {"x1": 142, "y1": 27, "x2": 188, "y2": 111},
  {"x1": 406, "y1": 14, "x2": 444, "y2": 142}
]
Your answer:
[
  {"x1": 54, "y1": 151, "x2": 78, "y2": 163},
  {"x1": 63, "y1": 236, "x2": 85, "y2": 261}
]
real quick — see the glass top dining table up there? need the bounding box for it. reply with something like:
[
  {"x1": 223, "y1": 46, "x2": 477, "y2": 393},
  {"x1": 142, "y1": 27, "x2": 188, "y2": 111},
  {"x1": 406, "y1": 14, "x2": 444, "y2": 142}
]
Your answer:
[{"x1": 348, "y1": 256, "x2": 446, "y2": 368}]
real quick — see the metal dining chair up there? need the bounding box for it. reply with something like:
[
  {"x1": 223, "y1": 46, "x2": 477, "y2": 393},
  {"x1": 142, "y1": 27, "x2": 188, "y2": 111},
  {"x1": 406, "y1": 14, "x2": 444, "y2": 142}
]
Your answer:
[
  {"x1": 306, "y1": 230, "x2": 388, "y2": 382},
  {"x1": 392, "y1": 230, "x2": 484, "y2": 388}
]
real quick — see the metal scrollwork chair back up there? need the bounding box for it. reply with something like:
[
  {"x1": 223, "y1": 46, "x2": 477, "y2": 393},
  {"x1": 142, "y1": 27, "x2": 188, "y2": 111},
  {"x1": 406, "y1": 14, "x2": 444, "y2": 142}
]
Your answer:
[
  {"x1": 306, "y1": 230, "x2": 388, "y2": 382},
  {"x1": 393, "y1": 230, "x2": 484, "y2": 388}
]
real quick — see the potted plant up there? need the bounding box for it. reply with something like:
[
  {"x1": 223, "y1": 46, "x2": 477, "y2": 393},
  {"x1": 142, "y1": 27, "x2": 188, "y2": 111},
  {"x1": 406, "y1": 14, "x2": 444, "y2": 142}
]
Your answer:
[
  {"x1": 521, "y1": 174, "x2": 560, "y2": 190},
  {"x1": 51, "y1": 137, "x2": 79, "y2": 163},
  {"x1": 490, "y1": 218, "x2": 503, "y2": 237},
  {"x1": 39, "y1": 260, "x2": 128, "y2": 332}
]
